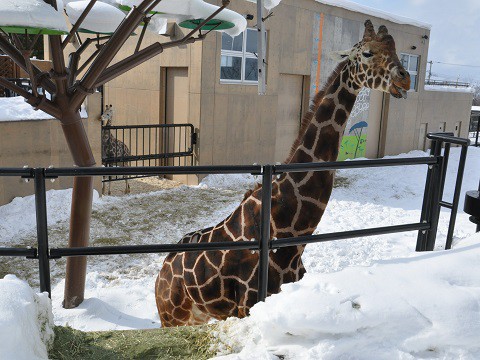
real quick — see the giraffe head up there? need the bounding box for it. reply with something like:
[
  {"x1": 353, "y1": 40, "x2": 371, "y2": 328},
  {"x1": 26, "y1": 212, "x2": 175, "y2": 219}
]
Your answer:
[{"x1": 333, "y1": 20, "x2": 411, "y2": 99}]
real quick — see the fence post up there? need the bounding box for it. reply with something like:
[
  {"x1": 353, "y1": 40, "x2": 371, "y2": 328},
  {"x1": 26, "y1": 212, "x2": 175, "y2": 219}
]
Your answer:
[
  {"x1": 425, "y1": 142, "x2": 445, "y2": 251},
  {"x1": 258, "y1": 165, "x2": 273, "y2": 302},
  {"x1": 34, "y1": 168, "x2": 51, "y2": 296},
  {"x1": 445, "y1": 144, "x2": 469, "y2": 249},
  {"x1": 416, "y1": 141, "x2": 438, "y2": 251}
]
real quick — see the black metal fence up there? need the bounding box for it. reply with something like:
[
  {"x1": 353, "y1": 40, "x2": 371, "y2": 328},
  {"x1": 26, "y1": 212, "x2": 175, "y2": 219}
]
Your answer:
[
  {"x1": 101, "y1": 123, "x2": 196, "y2": 182},
  {"x1": 469, "y1": 115, "x2": 479, "y2": 147},
  {"x1": 0, "y1": 133, "x2": 471, "y2": 303}
]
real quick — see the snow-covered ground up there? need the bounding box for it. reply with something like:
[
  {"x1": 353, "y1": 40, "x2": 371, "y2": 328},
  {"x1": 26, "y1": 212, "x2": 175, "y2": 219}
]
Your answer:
[{"x1": 0, "y1": 147, "x2": 479, "y2": 359}]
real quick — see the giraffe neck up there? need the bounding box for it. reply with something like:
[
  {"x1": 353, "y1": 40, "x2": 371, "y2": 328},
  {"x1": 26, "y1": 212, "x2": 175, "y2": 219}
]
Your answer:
[
  {"x1": 289, "y1": 63, "x2": 360, "y2": 164},
  {"x1": 269, "y1": 63, "x2": 360, "y2": 243}
]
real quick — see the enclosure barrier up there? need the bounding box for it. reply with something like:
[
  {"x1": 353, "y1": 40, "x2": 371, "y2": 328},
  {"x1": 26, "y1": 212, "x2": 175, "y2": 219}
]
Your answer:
[
  {"x1": 101, "y1": 123, "x2": 196, "y2": 183},
  {"x1": 0, "y1": 133, "x2": 470, "y2": 303}
]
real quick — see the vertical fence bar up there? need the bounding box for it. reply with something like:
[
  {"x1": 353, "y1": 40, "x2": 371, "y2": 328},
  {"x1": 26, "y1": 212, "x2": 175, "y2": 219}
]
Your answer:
[
  {"x1": 416, "y1": 141, "x2": 437, "y2": 251},
  {"x1": 445, "y1": 144, "x2": 469, "y2": 249},
  {"x1": 258, "y1": 165, "x2": 273, "y2": 302},
  {"x1": 426, "y1": 142, "x2": 445, "y2": 251},
  {"x1": 438, "y1": 143, "x2": 450, "y2": 199},
  {"x1": 34, "y1": 168, "x2": 51, "y2": 296}
]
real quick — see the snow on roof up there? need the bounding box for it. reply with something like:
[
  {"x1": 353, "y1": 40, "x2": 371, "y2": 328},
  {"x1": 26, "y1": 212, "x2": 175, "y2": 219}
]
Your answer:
[
  {"x1": 315, "y1": 0, "x2": 431, "y2": 29},
  {"x1": 0, "y1": 96, "x2": 87, "y2": 122},
  {"x1": 117, "y1": 0, "x2": 247, "y2": 36},
  {"x1": 0, "y1": 0, "x2": 68, "y2": 33},
  {"x1": 66, "y1": 1, "x2": 126, "y2": 34},
  {"x1": 249, "y1": 0, "x2": 430, "y2": 30},
  {"x1": 425, "y1": 84, "x2": 475, "y2": 94},
  {"x1": 472, "y1": 106, "x2": 480, "y2": 112}
]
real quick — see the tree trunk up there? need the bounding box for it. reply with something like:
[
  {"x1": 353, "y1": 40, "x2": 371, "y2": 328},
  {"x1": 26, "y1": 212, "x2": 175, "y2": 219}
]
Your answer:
[{"x1": 59, "y1": 110, "x2": 96, "y2": 309}]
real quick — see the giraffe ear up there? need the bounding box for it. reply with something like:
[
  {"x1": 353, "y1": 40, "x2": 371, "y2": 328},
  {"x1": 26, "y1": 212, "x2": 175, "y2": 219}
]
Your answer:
[
  {"x1": 363, "y1": 20, "x2": 376, "y2": 39},
  {"x1": 330, "y1": 49, "x2": 353, "y2": 62}
]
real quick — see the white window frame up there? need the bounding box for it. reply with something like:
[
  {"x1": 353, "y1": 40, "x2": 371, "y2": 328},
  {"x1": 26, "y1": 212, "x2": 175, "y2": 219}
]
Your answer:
[
  {"x1": 220, "y1": 28, "x2": 263, "y2": 85},
  {"x1": 400, "y1": 53, "x2": 420, "y2": 91}
]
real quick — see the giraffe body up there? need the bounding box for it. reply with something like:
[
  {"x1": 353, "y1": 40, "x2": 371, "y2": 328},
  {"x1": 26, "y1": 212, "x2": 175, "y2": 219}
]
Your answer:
[
  {"x1": 100, "y1": 105, "x2": 131, "y2": 195},
  {"x1": 156, "y1": 21, "x2": 411, "y2": 327}
]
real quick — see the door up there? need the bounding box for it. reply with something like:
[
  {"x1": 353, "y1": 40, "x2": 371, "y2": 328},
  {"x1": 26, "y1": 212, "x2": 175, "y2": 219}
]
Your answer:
[
  {"x1": 275, "y1": 74, "x2": 305, "y2": 163},
  {"x1": 163, "y1": 67, "x2": 190, "y2": 180}
]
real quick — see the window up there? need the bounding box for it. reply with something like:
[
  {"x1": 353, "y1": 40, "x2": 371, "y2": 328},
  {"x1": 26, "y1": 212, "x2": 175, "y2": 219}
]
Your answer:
[
  {"x1": 400, "y1": 53, "x2": 420, "y2": 91},
  {"x1": 220, "y1": 28, "x2": 264, "y2": 84}
]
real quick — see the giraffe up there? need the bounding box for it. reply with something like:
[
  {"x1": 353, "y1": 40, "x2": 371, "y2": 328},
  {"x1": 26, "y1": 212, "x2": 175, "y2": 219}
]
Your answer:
[
  {"x1": 100, "y1": 105, "x2": 131, "y2": 195},
  {"x1": 155, "y1": 20, "x2": 411, "y2": 327}
]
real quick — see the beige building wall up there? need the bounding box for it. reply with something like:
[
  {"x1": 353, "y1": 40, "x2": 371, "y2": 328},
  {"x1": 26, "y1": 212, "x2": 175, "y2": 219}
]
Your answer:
[
  {"x1": 0, "y1": 93, "x2": 102, "y2": 206},
  {"x1": 382, "y1": 89, "x2": 473, "y2": 156}
]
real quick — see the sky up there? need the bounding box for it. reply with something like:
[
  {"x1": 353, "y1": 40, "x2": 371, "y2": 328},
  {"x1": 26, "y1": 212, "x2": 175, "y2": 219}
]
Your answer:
[{"x1": 351, "y1": 0, "x2": 480, "y2": 85}]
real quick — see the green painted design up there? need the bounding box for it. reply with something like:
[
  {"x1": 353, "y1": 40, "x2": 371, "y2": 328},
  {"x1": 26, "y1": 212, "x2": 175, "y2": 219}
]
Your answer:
[
  {"x1": 338, "y1": 134, "x2": 367, "y2": 161},
  {"x1": 0, "y1": 26, "x2": 68, "y2": 35},
  {"x1": 179, "y1": 19, "x2": 235, "y2": 31}
]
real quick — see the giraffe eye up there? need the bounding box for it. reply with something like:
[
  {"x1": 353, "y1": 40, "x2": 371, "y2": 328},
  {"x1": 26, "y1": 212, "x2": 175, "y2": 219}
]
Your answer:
[{"x1": 362, "y1": 51, "x2": 373, "y2": 58}]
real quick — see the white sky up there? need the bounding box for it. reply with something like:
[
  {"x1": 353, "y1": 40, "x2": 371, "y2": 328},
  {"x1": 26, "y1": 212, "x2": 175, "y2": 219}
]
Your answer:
[{"x1": 351, "y1": 0, "x2": 480, "y2": 84}]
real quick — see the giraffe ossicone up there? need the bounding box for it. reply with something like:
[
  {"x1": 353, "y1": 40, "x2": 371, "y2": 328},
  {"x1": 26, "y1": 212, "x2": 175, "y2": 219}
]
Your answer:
[{"x1": 155, "y1": 20, "x2": 411, "y2": 327}]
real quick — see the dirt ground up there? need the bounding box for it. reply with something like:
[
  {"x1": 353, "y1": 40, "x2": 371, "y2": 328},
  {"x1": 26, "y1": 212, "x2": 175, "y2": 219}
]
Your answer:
[{"x1": 101, "y1": 176, "x2": 183, "y2": 196}]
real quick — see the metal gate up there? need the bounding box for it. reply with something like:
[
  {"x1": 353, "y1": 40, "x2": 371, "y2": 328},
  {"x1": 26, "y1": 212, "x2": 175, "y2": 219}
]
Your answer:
[{"x1": 101, "y1": 123, "x2": 196, "y2": 182}]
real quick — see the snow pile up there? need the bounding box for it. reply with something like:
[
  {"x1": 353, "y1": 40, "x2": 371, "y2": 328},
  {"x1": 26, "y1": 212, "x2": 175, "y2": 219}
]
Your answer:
[
  {"x1": 199, "y1": 173, "x2": 260, "y2": 191},
  {"x1": 0, "y1": 0, "x2": 68, "y2": 33},
  {"x1": 214, "y1": 233, "x2": 480, "y2": 360},
  {"x1": 0, "y1": 97, "x2": 88, "y2": 122},
  {"x1": 66, "y1": 1, "x2": 126, "y2": 34},
  {"x1": 246, "y1": 0, "x2": 282, "y2": 10},
  {"x1": 0, "y1": 275, "x2": 54, "y2": 360}
]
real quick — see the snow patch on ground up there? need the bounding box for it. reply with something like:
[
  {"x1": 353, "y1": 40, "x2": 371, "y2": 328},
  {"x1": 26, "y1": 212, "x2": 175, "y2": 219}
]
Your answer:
[
  {"x1": 0, "y1": 275, "x2": 54, "y2": 360},
  {"x1": 425, "y1": 85, "x2": 475, "y2": 93},
  {"x1": 199, "y1": 173, "x2": 260, "y2": 191}
]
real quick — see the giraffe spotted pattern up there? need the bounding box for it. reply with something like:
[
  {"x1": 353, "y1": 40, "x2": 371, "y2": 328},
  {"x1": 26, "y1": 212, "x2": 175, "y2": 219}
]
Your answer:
[{"x1": 156, "y1": 20, "x2": 411, "y2": 327}]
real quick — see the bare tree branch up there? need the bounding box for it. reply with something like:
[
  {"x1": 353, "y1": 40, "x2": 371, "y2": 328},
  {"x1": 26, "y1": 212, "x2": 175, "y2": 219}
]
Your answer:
[
  {"x1": 62, "y1": 0, "x2": 98, "y2": 49},
  {"x1": 0, "y1": 77, "x2": 61, "y2": 118},
  {"x1": 70, "y1": 0, "x2": 162, "y2": 109},
  {"x1": 0, "y1": 35, "x2": 57, "y2": 94}
]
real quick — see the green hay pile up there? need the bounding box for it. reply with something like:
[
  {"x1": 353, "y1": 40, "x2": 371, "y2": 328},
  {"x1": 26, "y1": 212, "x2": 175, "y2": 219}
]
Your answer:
[{"x1": 49, "y1": 325, "x2": 217, "y2": 360}]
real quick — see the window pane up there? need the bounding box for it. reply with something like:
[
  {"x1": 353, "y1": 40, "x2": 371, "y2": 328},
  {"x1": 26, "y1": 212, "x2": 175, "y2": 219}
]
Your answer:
[
  {"x1": 409, "y1": 56, "x2": 419, "y2": 72},
  {"x1": 222, "y1": 32, "x2": 243, "y2": 52},
  {"x1": 221, "y1": 33, "x2": 233, "y2": 51},
  {"x1": 246, "y1": 29, "x2": 257, "y2": 54},
  {"x1": 401, "y1": 54, "x2": 409, "y2": 69},
  {"x1": 233, "y1": 32, "x2": 243, "y2": 51},
  {"x1": 245, "y1": 58, "x2": 258, "y2": 81},
  {"x1": 410, "y1": 74, "x2": 417, "y2": 90},
  {"x1": 221, "y1": 55, "x2": 242, "y2": 80}
]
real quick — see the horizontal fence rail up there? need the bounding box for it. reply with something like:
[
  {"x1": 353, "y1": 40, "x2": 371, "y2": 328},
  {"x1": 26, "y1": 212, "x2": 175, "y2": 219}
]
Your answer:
[{"x1": 0, "y1": 133, "x2": 470, "y2": 305}]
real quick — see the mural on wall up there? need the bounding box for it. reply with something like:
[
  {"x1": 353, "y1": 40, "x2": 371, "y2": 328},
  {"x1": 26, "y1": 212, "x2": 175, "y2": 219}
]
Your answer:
[{"x1": 310, "y1": 14, "x2": 371, "y2": 160}]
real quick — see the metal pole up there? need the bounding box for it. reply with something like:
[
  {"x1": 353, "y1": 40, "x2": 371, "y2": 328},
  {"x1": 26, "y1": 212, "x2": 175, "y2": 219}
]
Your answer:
[
  {"x1": 34, "y1": 168, "x2": 51, "y2": 296},
  {"x1": 416, "y1": 141, "x2": 437, "y2": 251},
  {"x1": 476, "y1": 119, "x2": 480, "y2": 147},
  {"x1": 445, "y1": 144, "x2": 469, "y2": 249},
  {"x1": 257, "y1": 165, "x2": 273, "y2": 302},
  {"x1": 256, "y1": 0, "x2": 267, "y2": 95},
  {"x1": 426, "y1": 142, "x2": 444, "y2": 251}
]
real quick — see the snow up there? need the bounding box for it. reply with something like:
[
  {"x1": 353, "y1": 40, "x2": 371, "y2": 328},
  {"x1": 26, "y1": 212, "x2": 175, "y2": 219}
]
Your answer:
[
  {"x1": 471, "y1": 106, "x2": 480, "y2": 113},
  {"x1": 425, "y1": 84, "x2": 475, "y2": 94},
  {"x1": 0, "y1": 147, "x2": 480, "y2": 358},
  {"x1": 0, "y1": 275, "x2": 54, "y2": 360},
  {"x1": 65, "y1": 1, "x2": 126, "y2": 34},
  {"x1": 214, "y1": 233, "x2": 480, "y2": 360},
  {"x1": 0, "y1": 0, "x2": 68, "y2": 33},
  {"x1": 117, "y1": 0, "x2": 248, "y2": 36},
  {"x1": 248, "y1": 0, "x2": 430, "y2": 29},
  {"x1": 0, "y1": 96, "x2": 88, "y2": 122}
]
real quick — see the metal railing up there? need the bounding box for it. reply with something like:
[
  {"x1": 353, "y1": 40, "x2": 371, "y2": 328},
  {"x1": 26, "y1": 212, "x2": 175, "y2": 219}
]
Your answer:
[
  {"x1": 101, "y1": 123, "x2": 196, "y2": 182},
  {"x1": 0, "y1": 133, "x2": 470, "y2": 303}
]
